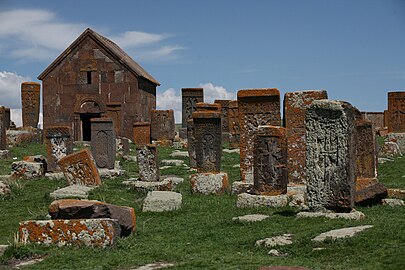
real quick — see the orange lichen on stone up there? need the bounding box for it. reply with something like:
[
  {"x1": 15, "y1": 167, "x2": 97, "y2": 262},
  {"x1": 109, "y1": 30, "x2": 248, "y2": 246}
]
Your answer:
[
  {"x1": 196, "y1": 102, "x2": 221, "y2": 112},
  {"x1": 237, "y1": 88, "x2": 280, "y2": 98},
  {"x1": 133, "y1": 122, "x2": 151, "y2": 146}
]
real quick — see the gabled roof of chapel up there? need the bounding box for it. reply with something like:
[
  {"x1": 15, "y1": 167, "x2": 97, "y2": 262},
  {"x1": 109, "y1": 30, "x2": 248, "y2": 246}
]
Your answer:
[{"x1": 38, "y1": 28, "x2": 160, "y2": 86}]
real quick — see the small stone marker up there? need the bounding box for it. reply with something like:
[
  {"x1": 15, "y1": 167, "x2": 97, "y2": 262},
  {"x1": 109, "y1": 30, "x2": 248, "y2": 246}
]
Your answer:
[
  {"x1": 228, "y1": 100, "x2": 240, "y2": 148},
  {"x1": 190, "y1": 172, "x2": 229, "y2": 195},
  {"x1": 21, "y1": 82, "x2": 41, "y2": 128},
  {"x1": 181, "y1": 88, "x2": 204, "y2": 138},
  {"x1": 150, "y1": 109, "x2": 175, "y2": 141},
  {"x1": 251, "y1": 125, "x2": 287, "y2": 195},
  {"x1": 116, "y1": 137, "x2": 130, "y2": 157},
  {"x1": 58, "y1": 148, "x2": 101, "y2": 186},
  {"x1": 49, "y1": 185, "x2": 95, "y2": 200},
  {"x1": 215, "y1": 99, "x2": 231, "y2": 143},
  {"x1": 193, "y1": 111, "x2": 222, "y2": 173},
  {"x1": 238, "y1": 89, "x2": 281, "y2": 183},
  {"x1": 284, "y1": 90, "x2": 328, "y2": 184},
  {"x1": 187, "y1": 118, "x2": 197, "y2": 168},
  {"x1": 136, "y1": 144, "x2": 159, "y2": 182},
  {"x1": 312, "y1": 225, "x2": 373, "y2": 242},
  {"x1": 356, "y1": 119, "x2": 378, "y2": 179},
  {"x1": 91, "y1": 118, "x2": 116, "y2": 169},
  {"x1": 0, "y1": 107, "x2": 6, "y2": 150},
  {"x1": 45, "y1": 126, "x2": 73, "y2": 172},
  {"x1": 387, "y1": 91, "x2": 405, "y2": 133},
  {"x1": 143, "y1": 191, "x2": 182, "y2": 212},
  {"x1": 306, "y1": 100, "x2": 357, "y2": 212},
  {"x1": 19, "y1": 218, "x2": 121, "y2": 247},
  {"x1": 133, "y1": 122, "x2": 151, "y2": 146}
]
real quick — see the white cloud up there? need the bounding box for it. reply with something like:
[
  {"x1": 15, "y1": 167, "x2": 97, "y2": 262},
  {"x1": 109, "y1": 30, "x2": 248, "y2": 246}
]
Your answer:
[
  {"x1": 0, "y1": 71, "x2": 31, "y2": 108},
  {"x1": 156, "y1": 83, "x2": 236, "y2": 124},
  {"x1": 0, "y1": 9, "x2": 183, "y2": 62}
]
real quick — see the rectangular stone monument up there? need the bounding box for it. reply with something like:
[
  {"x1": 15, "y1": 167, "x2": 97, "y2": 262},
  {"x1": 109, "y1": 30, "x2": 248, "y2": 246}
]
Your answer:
[
  {"x1": 106, "y1": 102, "x2": 122, "y2": 137},
  {"x1": 250, "y1": 125, "x2": 287, "y2": 195},
  {"x1": 150, "y1": 109, "x2": 175, "y2": 141},
  {"x1": 192, "y1": 111, "x2": 222, "y2": 173},
  {"x1": 133, "y1": 122, "x2": 150, "y2": 146},
  {"x1": 136, "y1": 144, "x2": 159, "y2": 182},
  {"x1": 238, "y1": 89, "x2": 281, "y2": 182},
  {"x1": 196, "y1": 102, "x2": 220, "y2": 112},
  {"x1": 356, "y1": 119, "x2": 377, "y2": 179},
  {"x1": 4, "y1": 108, "x2": 10, "y2": 130},
  {"x1": 91, "y1": 118, "x2": 116, "y2": 169},
  {"x1": 181, "y1": 88, "x2": 204, "y2": 138},
  {"x1": 214, "y1": 99, "x2": 231, "y2": 143},
  {"x1": 58, "y1": 148, "x2": 101, "y2": 186},
  {"x1": 187, "y1": 119, "x2": 197, "y2": 168},
  {"x1": 45, "y1": 126, "x2": 73, "y2": 172},
  {"x1": 21, "y1": 82, "x2": 41, "y2": 128},
  {"x1": 387, "y1": 91, "x2": 405, "y2": 133},
  {"x1": 228, "y1": 100, "x2": 240, "y2": 148},
  {"x1": 0, "y1": 107, "x2": 6, "y2": 150},
  {"x1": 283, "y1": 90, "x2": 328, "y2": 184},
  {"x1": 306, "y1": 100, "x2": 357, "y2": 212}
]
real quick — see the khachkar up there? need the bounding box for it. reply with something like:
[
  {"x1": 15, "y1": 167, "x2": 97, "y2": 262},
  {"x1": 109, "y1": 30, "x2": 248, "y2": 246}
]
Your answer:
[
  {"x1": 0, "y1": 107, "x2": 6, "y2": 150},
  {"x1": 180, "y1": 88, "x2": 204, "y2": 138},
  {"x1": 283, "y1": 90, "x2": 328, "y2": 184},
  {"x1": 355, "y1": 118, "x2": 387, "y2": 205},
  {"x1": 4, "y1": 108, "x2": 10, "y2": 130},
  {"x1": 228, "y1": 100, "x2": 240, "y2": 148},
  {"x1": 387, "y1": 91, "x2": 405, "y2": 133},
  {"x1": 136, "y1": 144, "x2": 160, "y2": 182},
  {"x1": 91, "y1": 118, "x2": 116, "y2": 169},
  {"x1": 238, "y1": 89, "x2": 281, "y2": 183},
  {"x1": 190, "y1": 111, "x2": 229, "y2": 194},
  {"x1": 133, "y1": 122, "x2": 150, "y2": 146},
  {"x1": 214, "y1": 100, "x2": 231, "y2": 143},
  {"x1": 45, "y1": 126, "x2": 73, "y2": 172},
  {"x1": 250, "y1": 125, "x2": 287, "y2": 195},
  {"x1": 21, "y1": 82, "x2": 40, "y2": 128},
  {"x1": 306, "y1": 100, "x2": 357, "y2": 212},
  {"x1": 150, "y1": 109, "x2": 175, "y2": 142}
]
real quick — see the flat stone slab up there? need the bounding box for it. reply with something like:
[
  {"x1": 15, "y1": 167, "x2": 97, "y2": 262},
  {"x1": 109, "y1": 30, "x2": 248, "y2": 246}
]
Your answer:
[
  {"x1": 232, "y1": 214, "x2": 269, "y2": 222},
  {"x1": 19, "y1": 218, "x2": 121, "y2": 248},
  {"x1": 312, "y1": 225, "x2": 373, "y2": 242},
  {"x1": 296, "y1": 210, "x2": 365, "y2": 220},
  {"x1": 231, "y1": 181, "x2": 254, "y2": 194},
  {"x1": 256, "y1": 234, "x2": 293, "y2": 248},
  {"x1": 161, "y1": 159, "x2": 184, "y2": 166},
  {"x1": 11, "y1": 161, "x2": 45, "y2": 180},
  {"x1": 143, "y1": 191, "x2": 182, "y2": 212},
  {"x1": 223, "y1": 148, "x2": 240, "y2": 154},
  {"x1": 170, "y1": 150, "x2": 189, "y2": 158},
  {"x1": 129, "y1": 262, "x2": 175, "y2": 270},
  {"x1": 190, "y1": 172, "x2": 229, "y2": 195},
  {"x1": 382, "y1": 198, "x2": 405, "y2": 207},
  {"x1": 237, "y1": 193, "x2": 288, "y2": 208},
  {"x1": 49, "y1": 185, "x2": 95, "y2": 200},
  {"x1": 123, "y1": 179, "x2": 173, "y2": 192},
  {"x1": 45, "y1": 172, "x2": 65, "y2": 180}
]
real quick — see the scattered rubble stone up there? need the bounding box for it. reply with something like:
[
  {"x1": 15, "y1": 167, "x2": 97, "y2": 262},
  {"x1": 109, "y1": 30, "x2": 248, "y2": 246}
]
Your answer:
[
  {"x1": 256, "y1": 234, "x2": 293, "y2": 248},
  {"x1": 0, "y1": 244, "x2": 8, "y2": 257},
  {"x1": 23, "y1": 155, "x2": 47, "y2": 172},
  {"x1": 312, "y1": 225, "x2": 373, "y2": 242},
  {"x1": 128, "y1": 262, "x2": 175, "y2": 270},
  {"x1": 382, "y1": 198, "x2": 404, "y2": 207},
  {"x1": 6, "y1": 128, "x2": 43, "y2": 147},
  {"x1": 267, "y1": 249, "x2": 289, "y2": 257},
  {"x1": 45, "y1": 172, "x2": 64, "y2": 180},
  {"x1": 223, "y1": 148, "x2": 240, "y2": 154},
  {"x1": 143, "y1": 191, "x2": 182, "y2": 212},
  {"x1": 379, "y1": 141, "x2": 402, "y2": 158},
  {"x1": 232, "y1": 214, "x2": 269, "y2": 222},
  {"x1": 387, "y1": 188, "x2": 405, "y2": 199}
]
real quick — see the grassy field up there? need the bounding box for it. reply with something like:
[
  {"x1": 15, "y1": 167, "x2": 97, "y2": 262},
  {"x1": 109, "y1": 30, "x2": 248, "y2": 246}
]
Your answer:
[{"x1": 0, "y1": 142, "x2": 405, "y2": 269}]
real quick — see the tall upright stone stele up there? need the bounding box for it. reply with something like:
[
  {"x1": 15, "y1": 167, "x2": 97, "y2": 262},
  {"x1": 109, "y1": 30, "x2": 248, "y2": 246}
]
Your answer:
[
  {"x1": 192, "y1": 111, "x2": 222, "y2": 173},
  {"x1": 180, "y1": 88, "x2": 204, "y2": 138},
  {"x1": 238, "y1": 89, "x2": 281, "y2": 183},
  {"x1": 45, "y1": 126, "x2": 73, "y2": 172},
  {"x1": 187, "y1": 119, "x2": 197, "y2": 168},
  {"x1": 0, "y1": 107, "x2": 6, "y2": 150},
  {"x1": 21, "y1": 82, "x2": 41, "y2": 128},
  {"x1": 150, "y1": 109, "x2": 175, "y2": 141},
  {"x1": 251, "y1": 125, "x2": 287, "y2": 196},
  {"x1": 133, "y1": 122, "x2": 150, "y2": 146},
  {"x1": 283, "y1": 90, "x2": 328, "y2": 184},
  {"x1": 387, "y1": 91, "x2": 405, "y2": 133},
  {"x1": 306, "y1": 100, "x2": 357, "y2": 212},
  {"x1": 228, "y1": 100, "x2": 240, "y2": 148},
  {"x1": 91, "y1": 118, "x2": 116, "y2": 169},
  {"x1": 136, "y1": 144, "x2": 159, "y2": 182},
  {"x1": 214, "y1": 99, "x2": 231, "y2": 143}
]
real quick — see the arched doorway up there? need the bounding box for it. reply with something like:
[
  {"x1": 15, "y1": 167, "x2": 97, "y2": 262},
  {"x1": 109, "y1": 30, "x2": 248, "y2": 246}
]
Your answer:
[{"x1": 74, "y1": 95, "x2": 106, "y2": 141}]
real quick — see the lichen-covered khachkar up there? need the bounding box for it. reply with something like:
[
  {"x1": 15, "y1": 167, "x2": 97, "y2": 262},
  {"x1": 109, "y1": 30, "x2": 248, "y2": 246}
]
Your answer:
[
  {"x1": 45, "y1": 126, "x2": 73, "y2": 172},
  {"x1": 133, "y1": 122, "x2": 150, "y2": 146}
]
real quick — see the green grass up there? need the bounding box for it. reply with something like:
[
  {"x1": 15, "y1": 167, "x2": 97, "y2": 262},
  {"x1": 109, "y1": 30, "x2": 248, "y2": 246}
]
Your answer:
[{"x1": 0, "y1": 141, "x2": 404, "y2": 269}]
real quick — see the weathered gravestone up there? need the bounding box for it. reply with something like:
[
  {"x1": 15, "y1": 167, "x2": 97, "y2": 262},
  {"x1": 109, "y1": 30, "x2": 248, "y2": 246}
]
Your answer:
[
  {"x1": 250, "y1": 125, "x2": 287, "y2": 195},
  {"x1": 21, "y1": 82, "x2": 40, "y2": 128},
  {"x1": 58, "y1": 148, "x2": 101, "y2": 186},
  {"x1": 45, "y1": 126, "x2": 73, "y2": 172},
  {"x1": 91, "y1": 118, "x2": 116, "y2": 169},
  {"x1": 238, "y1": 89, "x2": 281, "y2": 183},
  {"x1": 136, "y1": 144, "x2": 159, "y2": 182},
  {"x1": 193, "y1": 111, "x2": 222, "y2": 173},
  {"x1": 387, "y1": 91, "x2": 405, "y2": 133},
  {"x1": 283, "y1": 90, "x2": 328, "y2": 184},
  {"x1": 4, "y1": 108, "x2": 10, "y2": 130},
  {"x1": 228, "y1": 100, "x2": 240, "y2": 148},
  {"x1": 214, "y1": 99, "x2": 231, "y2": 143},
  {"x1": 133, "y1": 122, "x2": 150, "y2": 146},
  {"x1": 180, "y1": 88, "x2": 204, "y2": 138},
  {"x1": 187, "y1": 119, "x2": 197, "y2": 168},
  {"x1": 306, "y1": 100, "x2": 356, "y2": 211},
  {"x1": 150, "y1": 109, "x2": 175, "y2": 141},
  {"x1": 0, "y1": 107, "x2": 6, "y2": 150}
]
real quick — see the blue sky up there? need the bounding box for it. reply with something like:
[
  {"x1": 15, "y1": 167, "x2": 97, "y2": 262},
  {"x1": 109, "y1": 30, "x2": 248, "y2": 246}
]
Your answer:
[{"x1": 1, "y1": 0, "x2": 404, "y2": 124}]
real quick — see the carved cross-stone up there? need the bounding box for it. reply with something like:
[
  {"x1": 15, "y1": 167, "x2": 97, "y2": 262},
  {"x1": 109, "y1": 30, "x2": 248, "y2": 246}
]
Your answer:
[
  {"x1": 387, "y1": 91, "x2": 405, "y2": 133},
  {"x1": 21, "y1": 82, "x2": 40, "y2": 128},
  {"x1": 91, "y1": 118, "x2": 116, "y2": 169},
  {"x1": 45, "y1": 126, "x2": 73, "y2": 172}
]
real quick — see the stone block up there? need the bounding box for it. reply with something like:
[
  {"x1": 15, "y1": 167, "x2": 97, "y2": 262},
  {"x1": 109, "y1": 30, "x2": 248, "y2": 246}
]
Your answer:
[
  {"x1": 21, "y1": 82, "x2": 40, "y2": 128},
  {"x1": 58, "y1": 148, "x2": 101, "y2": 186},
  {"x1": 231, "y1": 181, "x2": 253, "y2": 194},
  {"x1": 19, "y1": 218, "x2": 121, "y2": 247},
  {"x1": 181, "y1": 88, "x2": 204, "y2": 128},
  {"x1": 23, "y1": 155, "x2": 47, "y2": 172},
  {"x1": 312, "y1": 225, "x2": 373, "y2": 242},
  {"x1": 116, "y1": 137, "x2": 129, "y2": 157},
  {"x1": 122, "y1": 178, "x2": 173, "y2": 192},
  {"x1": 91, "y1": 118, "x2": 116, "y2": 169},
  {"x1": 190, "y1": 172, "x2": 229, "y2": 195},
  {"x1": 136, "y1": 144, "x2": 159, "y2": 182},
  {"x1": 161, "y1": 159, "x2": 184, "y2": 166},
  {"x1": 236, "y1": 193, "x2": 288, "y2": 208},
  {"x1": 49, "y1": 185, "x2": 95, "y2": 200},
  {"x1": 11, "y1": 161, "x2": 45, "y2": 180},
  {"x1": 186, "y1": 119, "x2": 197, "y2": 168},
  {"x1": 214, "y1": 99, "x2": 231, "y2": 143},
  {"x1": 0, "y1": 107, "x2": 6, "y2": 150},
  {"x1": 379, "y1": 141, "x2": 402, "y2": 158},
  {"x1": 142, "y1": 191, "x2": 182, "y2": 212},
  {"x1": 7, "y1": 128, "x2": 43, "y2": 147},
  {"x1": 228, "y1": 100, "x2": 240, "y2": 148},
  {"x1": 150, "y1": 109, "x2": 175, "y2": 141},
  {"x1": 45, "y1": 126, "x2": 73, "y2": 172},
  {"x1": 382, "y1": 198, "x2": 405, "y2": 207},
  {"x1": 387, "y1": 92, "x2": 405, "y2": 133},
  {"x1": 133, "y1": 122, "x2": 150, "y2": 146},
  {"x1": 386, "y1": 132, "x2": 405, "y2": 153},
  {"x1": 355, "y1": 178, "x2": 387, "y2": 205},
  {"x1": 356, "y1": 119, "x2": 378, "y2": 179},
  {"x1": 232, "y1": 214, "x2": 269, "y2": 222}
]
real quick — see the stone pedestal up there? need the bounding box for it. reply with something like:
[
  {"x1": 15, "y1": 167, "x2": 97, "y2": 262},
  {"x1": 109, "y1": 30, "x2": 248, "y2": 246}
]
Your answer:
[
  {"x1": 151, "y1": 109, "x2": 175, "y2": 141},
  {"x1": 21, "y1": 82, "x2": 40, "y2": 128},
  {"x1": 238, "y1": 89, "x2": 281, "y2": 183},
  {"x1": 91, "y1": 118, "x2": 116, "y2": 169},
  {"x1": 45, "y1": 126, "x2": 73, "y2": 172},
  {"x1": 133, "y1": 122, "x2": 150, "y2": 146}
]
